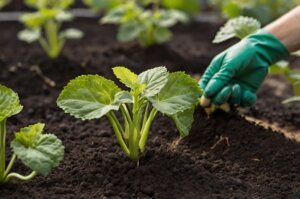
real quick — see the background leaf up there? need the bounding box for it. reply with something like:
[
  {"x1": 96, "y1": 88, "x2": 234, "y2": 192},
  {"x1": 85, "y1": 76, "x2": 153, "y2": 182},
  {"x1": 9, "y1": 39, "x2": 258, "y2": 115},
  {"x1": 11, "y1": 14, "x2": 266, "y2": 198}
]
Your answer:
[
  {"x1": 60, "y1": 28, "x2": 84, "y2": 40},
  {"x1": 18, "y1": 29, "x2": 41, "y2": 43},
  {"x1": 117, "y1": 22, "x2": 143, "y2": 42},
  {"x1": 213, "y1": 16, "x2": 261, "y2": 43}
]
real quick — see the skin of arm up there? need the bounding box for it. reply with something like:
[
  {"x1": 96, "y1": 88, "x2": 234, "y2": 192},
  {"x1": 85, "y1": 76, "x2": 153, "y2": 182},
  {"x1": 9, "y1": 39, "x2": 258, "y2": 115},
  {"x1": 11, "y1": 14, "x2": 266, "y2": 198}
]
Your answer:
[{"x1": 265, "y1": 6, "x2": 300, "y2": 52}]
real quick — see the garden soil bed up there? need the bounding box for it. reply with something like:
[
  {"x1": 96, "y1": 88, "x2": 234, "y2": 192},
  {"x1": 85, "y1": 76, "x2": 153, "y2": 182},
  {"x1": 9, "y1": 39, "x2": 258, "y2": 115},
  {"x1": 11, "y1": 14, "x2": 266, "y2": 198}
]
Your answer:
[{"x1": 0, "y1": 18, "x2": 299, "y2": 198}]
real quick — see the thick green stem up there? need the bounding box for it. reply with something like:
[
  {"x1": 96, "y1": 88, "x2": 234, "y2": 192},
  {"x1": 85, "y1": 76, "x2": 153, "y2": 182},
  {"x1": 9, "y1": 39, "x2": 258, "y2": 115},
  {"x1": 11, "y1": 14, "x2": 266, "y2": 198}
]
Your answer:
[
  {"x1": 5, "y1": 171, "x2": 37, "y2": 182},
  {"x1": 0, "y1": 119, "x2": 6, "y2": 181},
  {"x1": 107, "y1": 113, "x2": 130, "y2": 156},
  {"x1": 139, "y1": 108, "x2": 157, "y2": 153},
  {"x1": 4, "y1": 154, "x2": 16, "y2": 178},
  {"x1": 44, "y1": 19, "x2": 61, "y2": 59},
  {"x1": 128, "y1": 94, "x2": 141, "y2": 161}
]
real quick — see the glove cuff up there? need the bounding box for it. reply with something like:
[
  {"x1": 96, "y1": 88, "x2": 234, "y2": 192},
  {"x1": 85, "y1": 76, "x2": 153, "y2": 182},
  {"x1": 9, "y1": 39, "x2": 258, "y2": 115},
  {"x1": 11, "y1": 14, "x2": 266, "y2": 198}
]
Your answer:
[{"x1": 245, "y1": 29, "x2": 290, "y2": 65}]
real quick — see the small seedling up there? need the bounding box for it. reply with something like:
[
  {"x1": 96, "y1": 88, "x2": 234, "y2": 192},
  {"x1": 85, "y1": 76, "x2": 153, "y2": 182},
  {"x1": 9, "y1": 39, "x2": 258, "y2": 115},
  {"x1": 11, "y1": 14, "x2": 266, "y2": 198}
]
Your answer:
[
  {"x1": 0, "y1": 84, "x2": 64, "y2": 183},
  {"x1": 101, "y1": 0, "x2": 188, "y2": 47},
  {"x1": 18, "y1": 0, "x2": 83, "y2": 59},
  {"x1": 57, "y1": 66, "x2": 201, "y2": 161}
]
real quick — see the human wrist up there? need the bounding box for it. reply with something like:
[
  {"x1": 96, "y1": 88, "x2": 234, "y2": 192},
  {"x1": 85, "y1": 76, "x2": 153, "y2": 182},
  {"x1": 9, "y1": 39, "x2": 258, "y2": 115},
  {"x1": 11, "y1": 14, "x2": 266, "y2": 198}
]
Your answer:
[{"x1": 265, "y1": 6, "x2": 300, "y2": 52}]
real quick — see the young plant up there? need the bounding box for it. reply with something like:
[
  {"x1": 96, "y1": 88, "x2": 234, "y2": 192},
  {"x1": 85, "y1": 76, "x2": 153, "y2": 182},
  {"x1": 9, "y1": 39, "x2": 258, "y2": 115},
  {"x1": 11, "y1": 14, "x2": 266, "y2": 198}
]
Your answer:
[
  {"x1": 18, "y1": 0, "x2": 83, "y2": 59},
  {"x1": 57, "y1": 66, "x2": 201, "y2": 161},
  {"x1": 213, "y1": 16, "x2": 300, "y2": 104},
  {"x1": 0, "y1": 84, "x2": 64, "y2": 183},
  {"x1": 101, "y1": 0, "x2": 189, "y2": 47}
]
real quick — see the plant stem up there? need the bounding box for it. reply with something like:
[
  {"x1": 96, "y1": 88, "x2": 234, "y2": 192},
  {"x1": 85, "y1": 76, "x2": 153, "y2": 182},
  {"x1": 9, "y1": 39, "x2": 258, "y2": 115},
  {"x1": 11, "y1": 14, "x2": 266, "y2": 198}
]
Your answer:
[
  {"x1": 0, "y1": 119, "x2": 6, "y2": 181},
  {"x1": 44, "y1": 19, "x2": 61, "y2": 59},
  {"x1": 128, "y1": 94, "x2": 141, "y2": 161},
  {"x1": 107, "y1": 113, "x2": 130, "y2": 156},
  {"x1": 120, "y1": 105, "x2": 132, "y2": 124},
  {"x1": 139, "y1": 108, "x2": 157, "y2": 153},
  {"x1": 4, "y1": 154, "x2": 16, "y2": 178},
  {"x1": 5, "y1": 171, "x2": 37, "y2": 182},
  {"x1": 153, "y1": 0, "x2": 160, "y2": 12}
]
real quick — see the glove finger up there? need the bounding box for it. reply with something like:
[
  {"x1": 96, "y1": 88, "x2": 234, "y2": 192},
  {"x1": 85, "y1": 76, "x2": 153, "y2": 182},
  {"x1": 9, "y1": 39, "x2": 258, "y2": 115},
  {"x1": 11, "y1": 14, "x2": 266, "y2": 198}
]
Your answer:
[
  {"x1": 228, "y1": 84, "x2": 242, "y2": 106},
  {"x1": 204, "y1": 64, "x2": 235, "y2": 98},
  {"x1": 199, "y1": 53, "x2": 225, "y2": 91},
  {"x1": 241, "y1": 90, "x2": 257, "y2": 107},
  {"x1": 212, "y1": 85, "x2": 232, "y2": 106}
]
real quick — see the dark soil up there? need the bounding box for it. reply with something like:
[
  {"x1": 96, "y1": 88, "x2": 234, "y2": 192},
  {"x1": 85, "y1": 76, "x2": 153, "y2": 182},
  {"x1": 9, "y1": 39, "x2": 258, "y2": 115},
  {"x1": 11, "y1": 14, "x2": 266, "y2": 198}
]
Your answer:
[{"x1": 0, "y1": 18, "x2": 299, "y2": 198}]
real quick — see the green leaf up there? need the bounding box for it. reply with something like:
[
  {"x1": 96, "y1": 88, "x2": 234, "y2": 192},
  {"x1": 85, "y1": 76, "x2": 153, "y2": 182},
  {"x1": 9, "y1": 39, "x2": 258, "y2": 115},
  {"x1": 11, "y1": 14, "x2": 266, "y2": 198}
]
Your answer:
[
  {"x1": 60, "y1": 28, "x2": 84, "y2": 40},
  {"x1": 154, "y1": 27, "x2": 172, "y2": 43},
  {"x1": 15, "y1": 123, "x2": 45, "y2": 148},
  {"x1": 161, "y1": 0, "x2": 200, "y2": 15},
  {"x1": 56, "y1": 11, "x2": 74, "y2": 22},
  {"x1": 0, "y1": 0, "x2": 10, "y2": 9},
  {"x1": 282, "y1": 96, "x2": 300, "y2": 104},
  {"x1": 149, "y1": 72, "x2": 201, "y2": 115},
  {"x1": 114, "y1": 91, "x2": 133, "y2": 104},
  {"x1": 138, "y1": 66, "x2": 169, "y2": 98},
  {"x1": 0, "y1": 85, "x2": 23, "y2": 122},
  {"x1": 268, "y1": 61, "x2": 290, "y2": 75},
  {"x1": 213, "y1": 16, "x2": 261, "y2": 43},
  {"x1": 39, "y1": 8, "x2": 57, "y2": 19},
  {"x1": 101, "y1": 7, "x2": 125, "y2": 24},
  {"x1": 292, "y1": 50, "x2": 300, "y2": 57},
  {"x1": 157, "y1": 10, "x2": 189, "y2": 27},
  {"x1": 18, "y1": 29, "x2": 41, "y2": 43},
  {"x1": 20, "y1": 13, "x2": 45, "y2": 29},
  {"x1": 57, "y1": 75, "x2": 123, "y2": 120},
  {"x1": 171, "y1": 107, "x2": 195, "y2": 138},
  {"x1": 117, "y1": 22, "x2": 143, "y2": 42},
  {"x1": 113, "y1": 66, "x2": 139, "y2": 88},
  {"x1": 12, "y1": 127, "x2": 64, "y2": 176}
]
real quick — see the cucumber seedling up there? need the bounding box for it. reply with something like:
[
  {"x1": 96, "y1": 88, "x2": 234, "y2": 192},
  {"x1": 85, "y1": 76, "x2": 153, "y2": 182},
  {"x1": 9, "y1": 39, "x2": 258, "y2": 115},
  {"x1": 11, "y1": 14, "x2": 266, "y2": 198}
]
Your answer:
[
  {"x1": 0, "y1": 84, "x2": 64, "y2": 183},
  {"x1": 18, "y1": 0, "x2": 83, "y2": 59},
  {"x1": 101, "y1": 0, "x2": 188, "y2": 47},
  {"x1": 57, "y1": 66, "x2": 201, "y2": 161}
]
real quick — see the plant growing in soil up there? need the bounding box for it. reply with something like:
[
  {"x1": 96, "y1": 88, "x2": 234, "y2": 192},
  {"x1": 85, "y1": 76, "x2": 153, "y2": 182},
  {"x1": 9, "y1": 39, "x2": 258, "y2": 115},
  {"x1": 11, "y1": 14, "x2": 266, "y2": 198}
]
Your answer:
[
  {"x1": 57, "y1": 66, "x2": 201, "y2": 161},
  {"x1": 213, "y1": 16, "x2": 300, "y2": 104},
  {"x1": 18, "y1": 0, "x2": 83, "y2": 59},
  {"x1": 101, "y1": 0, "x2": 189, "y2": 47},
  {"x1": 0, "y1": 84, "x2": 64, "y2": 183}
]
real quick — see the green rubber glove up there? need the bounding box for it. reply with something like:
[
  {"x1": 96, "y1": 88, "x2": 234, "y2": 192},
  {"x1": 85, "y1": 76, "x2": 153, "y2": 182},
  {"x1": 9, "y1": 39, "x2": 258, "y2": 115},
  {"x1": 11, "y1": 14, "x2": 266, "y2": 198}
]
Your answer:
[{"x1": 200, "y1": 29, "x2": 289, "y2": 107}]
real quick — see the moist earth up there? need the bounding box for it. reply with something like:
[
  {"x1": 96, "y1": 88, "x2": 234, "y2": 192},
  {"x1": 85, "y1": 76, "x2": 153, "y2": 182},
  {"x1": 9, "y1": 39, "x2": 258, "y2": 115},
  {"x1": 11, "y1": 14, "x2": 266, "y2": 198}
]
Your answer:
[{"x1": 0, "y1": 18, "x2": 299, "y2": 198}]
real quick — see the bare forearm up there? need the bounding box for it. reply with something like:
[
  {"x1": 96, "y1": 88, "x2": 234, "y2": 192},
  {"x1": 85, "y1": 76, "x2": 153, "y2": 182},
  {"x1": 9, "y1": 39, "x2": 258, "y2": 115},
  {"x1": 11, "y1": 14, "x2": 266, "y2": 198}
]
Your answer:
[{"x1": 265, "y1": 6, "x2": 300, "y2": 52}]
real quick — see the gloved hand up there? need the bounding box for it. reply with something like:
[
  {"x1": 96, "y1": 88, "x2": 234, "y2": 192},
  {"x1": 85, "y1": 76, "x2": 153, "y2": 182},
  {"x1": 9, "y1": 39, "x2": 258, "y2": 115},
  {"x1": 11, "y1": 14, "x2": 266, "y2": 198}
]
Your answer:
[{"x1": 200, "y1": 29, "x2": 289, "y2": 108}]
